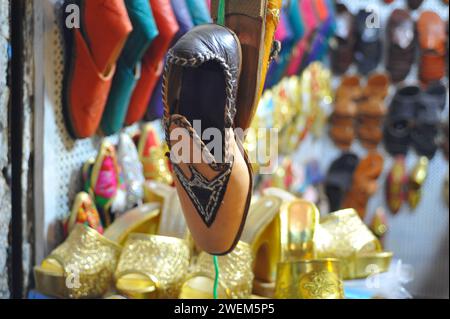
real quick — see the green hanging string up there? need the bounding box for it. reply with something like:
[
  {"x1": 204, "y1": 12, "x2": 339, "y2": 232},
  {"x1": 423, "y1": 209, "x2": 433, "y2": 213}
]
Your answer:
[
  {"x1": 217, "y1": 0, "x2": 226, "y2": 26},
  {"x1": 213, "y1": 256, "x2": 220, "y2": 299}
]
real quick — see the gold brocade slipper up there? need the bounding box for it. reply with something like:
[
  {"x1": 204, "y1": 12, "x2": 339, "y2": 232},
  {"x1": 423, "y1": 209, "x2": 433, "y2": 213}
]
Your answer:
[
  {"x1": 34, "y1": 224, "x2": 122, "y2": 299},
  {"x1": 115, "y1": 234, "x2": 191, "y2": 299},
  {"x1": 275, "y1": 259, "x2": 345, "y2": 299},
  {"x1": 241, "y1": 190, "x2": 320, "y2": 297},
  {"x1": 179, "y1": 241, "x2": 254, "y2": 299},
  {"x1": 315, "y1": 209, "x2": 393, "y2": 279},
  {"x1": 34, "y1": 202, "x2": 161, "y2": 298}
]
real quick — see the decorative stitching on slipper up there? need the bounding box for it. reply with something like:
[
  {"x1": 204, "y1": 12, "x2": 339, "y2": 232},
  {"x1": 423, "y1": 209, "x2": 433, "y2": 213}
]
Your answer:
[{"x1": 173, "y1": 161, "x2": 233, "y2": 227}]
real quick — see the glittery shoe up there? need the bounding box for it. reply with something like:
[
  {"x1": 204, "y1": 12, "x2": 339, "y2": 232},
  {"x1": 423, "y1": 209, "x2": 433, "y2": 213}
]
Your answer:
[
  {"x1": 34, "y1": 224, "x2": 121, "y2": 299},
  {"x1": 179, "y1": 241, "x2": 253, "y2": 299},
  {"x1": 114, "y1": 234, "x2": 191, "y2": 299}
]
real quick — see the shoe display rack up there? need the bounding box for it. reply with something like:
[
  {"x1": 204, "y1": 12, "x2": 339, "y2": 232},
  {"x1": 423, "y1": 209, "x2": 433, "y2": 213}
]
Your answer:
[
  {"x1": 30, "y1": 0, "x2": 449, "y2": 299},
  {"x1": 300, "y1": 0, "x2": 448, "y2": 298},
  {"x1": 33, "y1": 0, "x2": 141, "y2": 260}
]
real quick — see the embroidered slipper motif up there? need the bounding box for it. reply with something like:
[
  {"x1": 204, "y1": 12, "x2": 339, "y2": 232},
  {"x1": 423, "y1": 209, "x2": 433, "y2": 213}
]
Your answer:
[{"x1": 173, "y1": 162, "x2": 233, "y2": 227}]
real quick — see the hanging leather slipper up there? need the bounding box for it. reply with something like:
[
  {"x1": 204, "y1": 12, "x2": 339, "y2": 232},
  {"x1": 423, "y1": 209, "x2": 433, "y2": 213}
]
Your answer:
[
  {"x1": 100, "y1": 0, "x2": 159, "y2": 136},
  {"x1": 162, "y1": 25, "x2": 252, "y2": 255},
  {"x1": 342, "y1": 152, "x2": 384, "y2": 219},
  {"x1": 411, "y1": 81, "x2": 447, "y2": 159},
  {"x1": 386, "y1": 9, "x2": 416, "y2": 83},
  {"x1": 417, "y1": 11, "x2": 447, "y2": 85},
  {"x1": 125, "y1": 0, "x2": 179, "y2": 126},
  {"x1": 62, "y1": 0, "x2": 132, "y2": 139},
  {"x1": 211, "y1": 0, "x2": 282, "y2": 131},
  {"x1": 383, "y1": 85, "x2": 419, "y2": 156},
  {"x1": 325, "y1": 153, "x2": 359, "y2": 212}
]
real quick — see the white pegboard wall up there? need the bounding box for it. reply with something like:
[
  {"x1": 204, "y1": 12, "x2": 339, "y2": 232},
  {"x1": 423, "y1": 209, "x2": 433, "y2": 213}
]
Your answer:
[{"x1": 38, "y1": 0, "x2": 138, "y2": 254}]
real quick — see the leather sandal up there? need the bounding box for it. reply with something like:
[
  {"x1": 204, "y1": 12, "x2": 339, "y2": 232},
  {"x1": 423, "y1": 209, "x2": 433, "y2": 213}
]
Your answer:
[
  {"x1": 62, "y1": 0, "x2": 132, "y2": 139},
  {"x1": 417, "y1": 11, "x2": 447, "y2": 85},
  {"x1": 342, "y1": 151, "x2": 384, "y2": 219},
  {"x1": 325, "y1": 153, "x2": 359, "y2": 212},
  {"x1": 329, "y1": 3, "x2": 355, "y2": 75},
  {"x1": 357, "y1": 73, "x2": 390, "y2": 149},
  {"x1": 386, "y1": 9, "x2": 416, "y2": 83},
  {"x1": 383, "y1": 85, "x2": 420, "y2": 156},
  {"x1": 411, "y1": 81, "x2": 447, "y2": 159},
  {"x1": 162, "y1": 25, "x2": 252, "y2": 255},
  {"x1": 211, "y1": 0, "x2": 283, "y2": 131},
  {"x1": 330, "y1": 76, "x2": 361, "y2": 150},
  {"x1": 354, "y1": 9, "x2": 382, "y2": 75},
  {"x1": 125, "y1": 0, "x2": 179, "y2": 126}
]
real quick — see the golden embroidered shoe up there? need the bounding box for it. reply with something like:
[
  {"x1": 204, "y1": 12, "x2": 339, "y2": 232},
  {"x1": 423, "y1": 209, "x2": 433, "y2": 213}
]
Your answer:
[
  {"x1": 408, "y1": 156, "x2": 429, "y2": 209},
  {"x1": 34, "y1": 224, "x2": 121, "y2": 299},
  {"x1": 314, "y1": 209, "x2": 393, "y2": 279},
  {"x1": 275, "y1": 259, "x2": 345, "y2": 299},
  {"x1": 241, "y1": 191, "x2": 320, "y2": 297},
  {"x1": 114, "y1": 234, "x2": 191, "y2": 299},
  {"x1": 179, "y1": 241, "x2": 254, "y2": 299}
]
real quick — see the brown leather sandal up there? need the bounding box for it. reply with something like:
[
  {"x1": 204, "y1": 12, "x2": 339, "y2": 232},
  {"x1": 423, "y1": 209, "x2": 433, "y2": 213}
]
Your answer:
[
  {"x1": 417, "y1": 11, "x2": 447, "y2": 85},
  {"x1": 342, "y1": 151, "x2": 384, "y2": 219},
  {"x1": 357, "y1": 73, "x2": 390, "y2": 150},
  {"x1": 330, "y1": 76, "x2": 361, "y2": 150}
]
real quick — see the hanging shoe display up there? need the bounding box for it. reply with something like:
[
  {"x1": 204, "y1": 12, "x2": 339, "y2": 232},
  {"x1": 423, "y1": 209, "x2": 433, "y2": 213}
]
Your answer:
[
  {"x1": 162, "y1": 24, "x2": 252, "y2": 255},
  {"x1": 22, "y1": 0, "x2": 450, "y2": 302}
]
